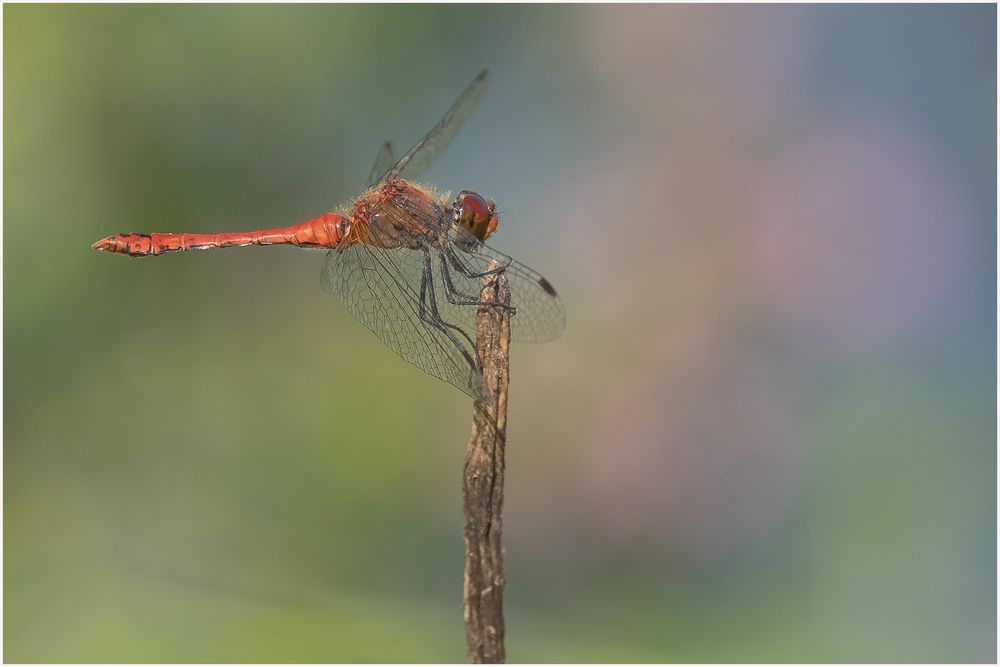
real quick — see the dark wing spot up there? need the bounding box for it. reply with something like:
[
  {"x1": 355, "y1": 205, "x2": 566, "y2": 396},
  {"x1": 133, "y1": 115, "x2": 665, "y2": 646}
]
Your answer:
[{"x1": 538, "y1": 276, "x2": 558, "y2": 297}]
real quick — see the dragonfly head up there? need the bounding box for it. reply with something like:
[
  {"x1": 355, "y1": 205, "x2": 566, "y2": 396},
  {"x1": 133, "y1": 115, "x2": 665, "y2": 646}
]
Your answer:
[{"x1": 453, "y1": 191, "x2": 499, "y2": 243}]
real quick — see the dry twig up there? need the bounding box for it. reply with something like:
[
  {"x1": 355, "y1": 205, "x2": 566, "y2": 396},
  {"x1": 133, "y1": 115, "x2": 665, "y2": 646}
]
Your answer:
[{"x1": 462, "y1": 262, "x2": 510, "y2": 663}]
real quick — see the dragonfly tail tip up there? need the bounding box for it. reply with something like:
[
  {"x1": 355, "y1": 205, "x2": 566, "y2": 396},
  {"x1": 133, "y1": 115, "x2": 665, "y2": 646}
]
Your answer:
[{"x1": 92, "y1": 236, "x2": 115, "y2": 252}]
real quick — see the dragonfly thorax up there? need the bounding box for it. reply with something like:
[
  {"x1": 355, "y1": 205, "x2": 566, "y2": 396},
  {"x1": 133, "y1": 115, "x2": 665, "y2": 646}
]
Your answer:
[{"x1": 346, "y1": 179, "x2": 448, "y2": 251}]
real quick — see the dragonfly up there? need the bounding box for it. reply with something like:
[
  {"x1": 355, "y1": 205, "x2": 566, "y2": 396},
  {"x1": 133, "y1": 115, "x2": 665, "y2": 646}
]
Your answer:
[{"x1": 92, "y1": 69, "x2": 565, "y2": 402}]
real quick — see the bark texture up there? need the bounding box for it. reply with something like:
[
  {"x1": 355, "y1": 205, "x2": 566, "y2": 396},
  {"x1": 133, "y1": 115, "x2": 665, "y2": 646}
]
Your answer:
[{"x1": 463, "y1": 264, "x2": 510, "y2": 664}]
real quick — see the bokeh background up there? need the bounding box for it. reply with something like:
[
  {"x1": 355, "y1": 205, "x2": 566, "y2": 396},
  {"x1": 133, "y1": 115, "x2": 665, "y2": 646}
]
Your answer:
[{"x1": 4, "y1": 4, "x2": 996, "y2": 662}]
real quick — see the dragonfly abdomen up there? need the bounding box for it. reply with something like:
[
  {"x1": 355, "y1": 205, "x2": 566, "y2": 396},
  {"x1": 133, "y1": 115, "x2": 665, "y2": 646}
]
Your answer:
[{"x1": 92, "y1": 213, "x2": 347, "y2": 257}]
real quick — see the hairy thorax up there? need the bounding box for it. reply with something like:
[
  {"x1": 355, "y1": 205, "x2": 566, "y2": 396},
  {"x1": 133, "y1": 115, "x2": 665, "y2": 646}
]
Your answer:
[{"x1": 346, "y1": 179, "x2": 450, "y2": 250}]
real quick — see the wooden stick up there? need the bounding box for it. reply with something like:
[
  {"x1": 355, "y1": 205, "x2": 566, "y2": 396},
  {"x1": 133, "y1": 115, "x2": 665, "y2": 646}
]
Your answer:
[{"x1": 463, "y1": 262, "x2": 510, "y2": 664}]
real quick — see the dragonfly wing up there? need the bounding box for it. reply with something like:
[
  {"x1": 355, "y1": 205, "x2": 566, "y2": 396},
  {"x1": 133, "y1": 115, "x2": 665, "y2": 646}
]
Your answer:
[
  {"x1": 438, "y1": 224, "x2": 567, "y2": 344},
  {"x1": 382, "y1": 69, "x2": 491, "y2": 185},
  {"x1": 486, "y1": 253, "x2": 565, "y2": 343},
  {"x1": 321, "y1": 244, "x2": 491, "y2": 402},
  {"x1": 364, "y1": 141, "x2": 396, "y2": 190}
]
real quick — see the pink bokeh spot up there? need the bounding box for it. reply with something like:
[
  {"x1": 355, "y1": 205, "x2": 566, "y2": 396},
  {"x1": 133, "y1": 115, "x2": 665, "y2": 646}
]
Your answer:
[
  {"x1": 576, "y1": 352, "x2": 805, "y2": 565},
  {"x1": 746, "y1": 111, "x2": 973, "y2": 349},
  {"x1": 586, "y1": 5, "x2": 811, "y2": 135}
]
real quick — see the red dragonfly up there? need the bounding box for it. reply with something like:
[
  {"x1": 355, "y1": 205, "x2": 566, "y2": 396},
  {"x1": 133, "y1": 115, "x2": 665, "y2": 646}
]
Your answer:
[{"x1": 93, "y1": 70, "x2": 565, "y2": 402}]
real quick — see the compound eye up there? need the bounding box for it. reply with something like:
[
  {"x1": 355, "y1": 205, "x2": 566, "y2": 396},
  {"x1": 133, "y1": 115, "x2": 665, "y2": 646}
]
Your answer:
[
  {"x1": 457, "y1": 191, "x2": 499, "y2": 242},
  {"x1": 459, "y1": 192, "x2": 491, "y2": 227}
]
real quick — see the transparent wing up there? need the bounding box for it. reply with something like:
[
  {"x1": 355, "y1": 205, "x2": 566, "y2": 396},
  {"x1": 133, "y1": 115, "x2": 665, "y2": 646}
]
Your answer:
[
  {"x1": 440, "y1": 223, "x2": 566, "y2": 344},
  {"x1": 364, "y1": 141, "x2": 395, "y2": 190},
  {"x1": 321, "y1": 243, "x2": 491, "y2": 402},
  {"x1": 380, "y1": 69, "x2": 491, "y2": 185}
]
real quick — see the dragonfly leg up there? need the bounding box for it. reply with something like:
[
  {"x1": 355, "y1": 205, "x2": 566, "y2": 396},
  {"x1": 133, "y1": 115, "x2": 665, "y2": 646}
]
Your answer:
[
  {"x1": 445, "y1": 245, "x2": 512, "y2": 279},
  {"x1": 438, "y1": 254, "x2": 517, "y2": 315},
  {"x1": 418, "y1": 251, "x2": 480, "y2": 369}
]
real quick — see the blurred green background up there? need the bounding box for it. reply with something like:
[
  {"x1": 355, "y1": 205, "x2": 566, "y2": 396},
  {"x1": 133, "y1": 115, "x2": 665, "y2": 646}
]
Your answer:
[{"x1": 4, "y1": 4, "x2": 996, "y2": 662}]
